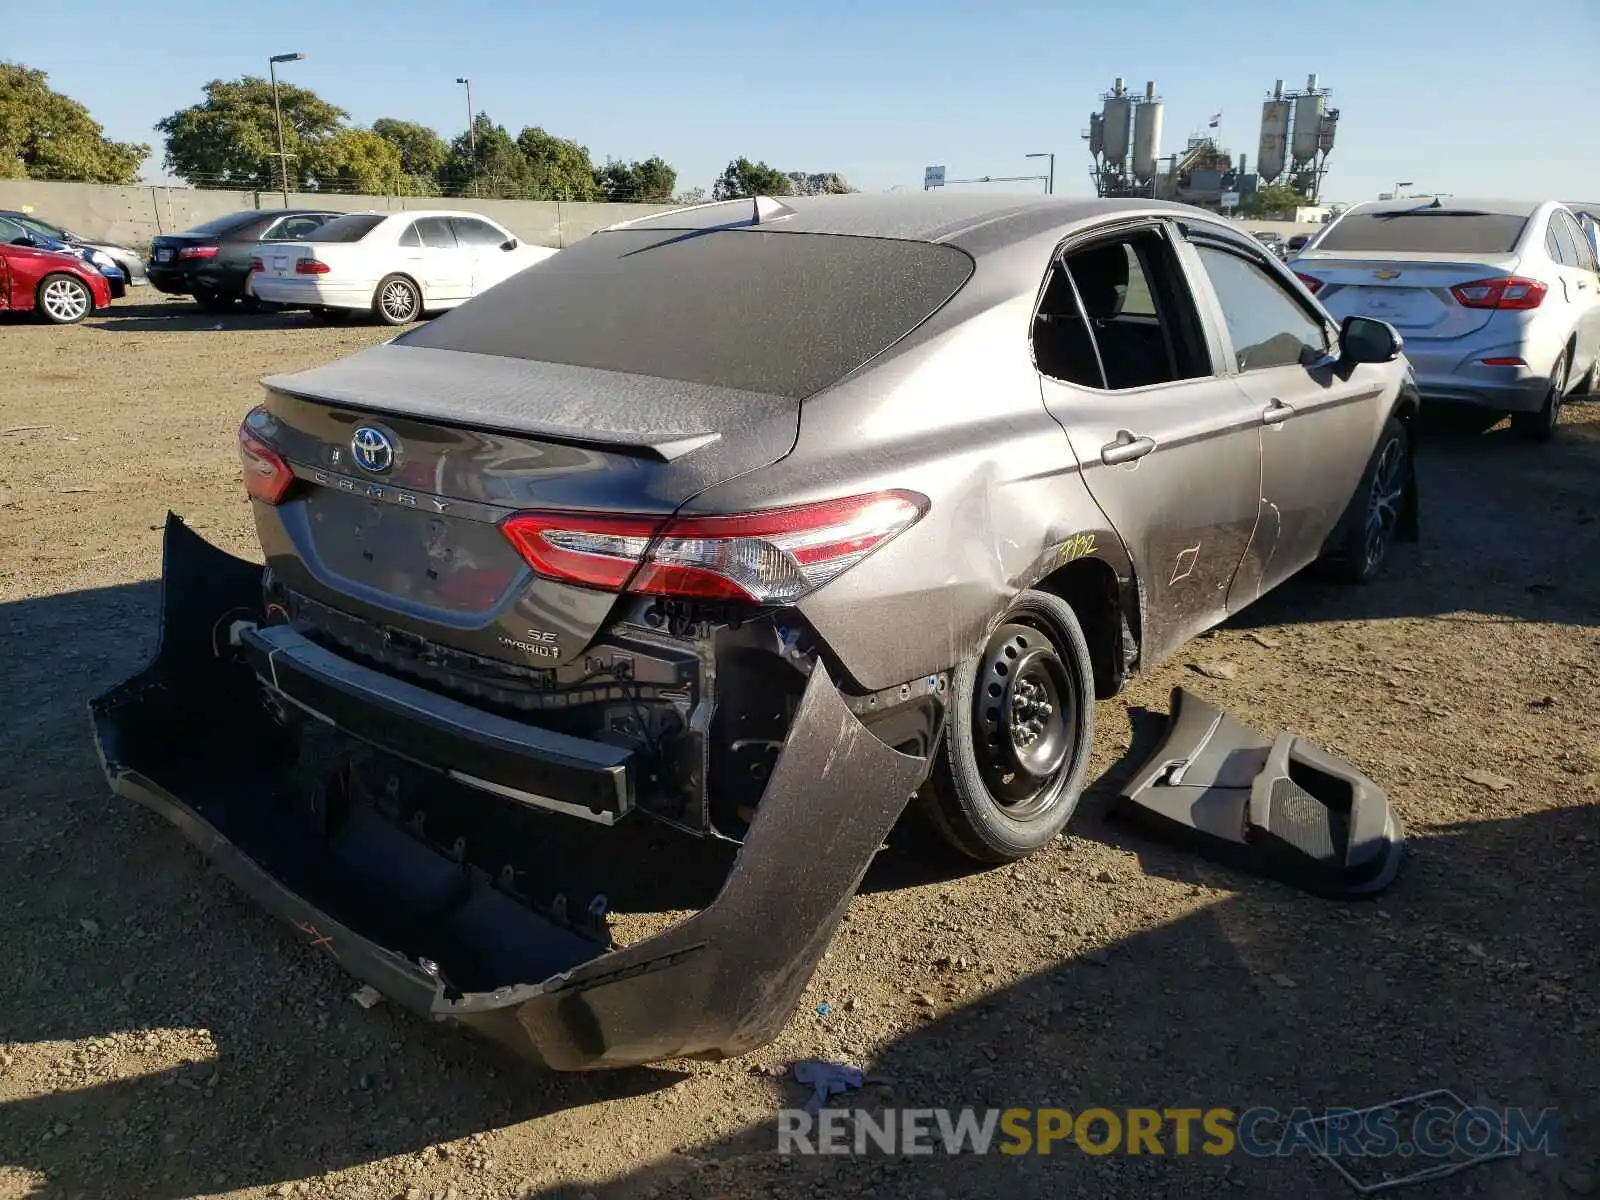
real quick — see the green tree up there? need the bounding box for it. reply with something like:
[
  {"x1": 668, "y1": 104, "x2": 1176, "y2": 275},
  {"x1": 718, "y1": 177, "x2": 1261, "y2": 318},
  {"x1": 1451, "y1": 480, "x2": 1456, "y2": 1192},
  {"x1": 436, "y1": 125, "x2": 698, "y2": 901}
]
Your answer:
[
  {"x1": 515, "y1": 126, "x2": 601, "y2": 201},
  {"x1": 595, "y1": 156, "x2": 677, "y2": 203},
  {"x1": 1241, "y1": 183, "x2": 1305, "y2": 218},
  {"x1": 712, "y1": 157, "x2": 794, "y2": 200},
  {"x1": 0, "y1": 63, "x2": 148, "y2": 183},
  {"x1": 311, "y1": 128, "x2": 405, "y2": 194},
  {"x1": 673, "y1": 186, "x2": 707, "y2": 205},
  {"x1": 441, "y1": 114, "x2": 531, "y2": 198},
  {"x1": 371, "y1": 118, "x2": 448, "y2": 191},
  {"x1": 157, "y1": 76, "x2": 347, "y2": 190}
]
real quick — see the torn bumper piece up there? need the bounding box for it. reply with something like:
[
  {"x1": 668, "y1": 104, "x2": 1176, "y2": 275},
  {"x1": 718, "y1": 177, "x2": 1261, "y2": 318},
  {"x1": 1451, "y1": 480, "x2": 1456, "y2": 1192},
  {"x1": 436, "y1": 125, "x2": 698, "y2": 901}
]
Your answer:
[
  {"x1": 1114, "y1": 688, "x2": 1405, "y2": 899},
  {"x1": 89, "y1": 514, "x2": 928, "y2": 1069}
]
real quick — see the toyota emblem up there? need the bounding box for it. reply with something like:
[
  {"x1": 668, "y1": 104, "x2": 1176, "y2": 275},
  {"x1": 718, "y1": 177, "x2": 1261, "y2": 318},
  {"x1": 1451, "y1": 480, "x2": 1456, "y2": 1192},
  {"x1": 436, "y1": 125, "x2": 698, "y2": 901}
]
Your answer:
[{"x1": 350, "y1": 426, "x2": 395, "y2": 474}]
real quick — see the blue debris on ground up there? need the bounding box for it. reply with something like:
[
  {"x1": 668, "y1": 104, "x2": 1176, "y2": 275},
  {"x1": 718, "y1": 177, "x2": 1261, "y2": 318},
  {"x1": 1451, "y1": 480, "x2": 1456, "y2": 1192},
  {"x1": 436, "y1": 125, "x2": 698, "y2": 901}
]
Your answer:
[{"x1": 791, "y1": 1059, "x2": 865, "y2": 1114}]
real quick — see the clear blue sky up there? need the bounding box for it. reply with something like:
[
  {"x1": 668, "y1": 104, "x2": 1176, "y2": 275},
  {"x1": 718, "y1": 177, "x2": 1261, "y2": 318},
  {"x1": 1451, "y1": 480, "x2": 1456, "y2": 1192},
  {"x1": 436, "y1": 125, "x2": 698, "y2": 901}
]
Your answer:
[{"x1": 14, "y1": 0, "x2": 1600, "y2": 203}]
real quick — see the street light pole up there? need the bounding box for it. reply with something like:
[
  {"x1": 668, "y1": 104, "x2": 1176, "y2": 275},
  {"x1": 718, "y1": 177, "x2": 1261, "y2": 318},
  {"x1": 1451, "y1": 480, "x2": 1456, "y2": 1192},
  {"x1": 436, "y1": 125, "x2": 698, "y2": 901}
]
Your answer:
[
  {"x1": 1026, "y1": 152, "x2": 1055, "y2": 195},
  {"x1": 268, "y1": 52, "x2": 305, "y2": 207},
  {"x1": 456, "y1": 77, "x2": 475, "y2": 197}
]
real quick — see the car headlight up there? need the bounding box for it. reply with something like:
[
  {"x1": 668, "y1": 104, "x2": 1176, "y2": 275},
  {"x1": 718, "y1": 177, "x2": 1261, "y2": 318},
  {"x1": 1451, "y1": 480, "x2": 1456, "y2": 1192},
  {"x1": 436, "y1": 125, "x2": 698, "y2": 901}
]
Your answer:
[{"x1": 89, "y1": 250, "x2": 117, "y2": 269}]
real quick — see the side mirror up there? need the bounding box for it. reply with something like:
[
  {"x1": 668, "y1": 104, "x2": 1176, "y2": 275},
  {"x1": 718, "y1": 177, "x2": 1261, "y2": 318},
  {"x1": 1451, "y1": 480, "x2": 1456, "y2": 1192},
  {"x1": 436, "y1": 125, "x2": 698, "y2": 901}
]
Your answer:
[
  {"x1": 10, "y1": 236, "x2": 32, "y2": 247},
  {"x1": 1340, "y1": 315, "x2": 1403, "y2": 365},
  {"x1": 500, "y1": 238, "x2": 518, "y2": 251}
]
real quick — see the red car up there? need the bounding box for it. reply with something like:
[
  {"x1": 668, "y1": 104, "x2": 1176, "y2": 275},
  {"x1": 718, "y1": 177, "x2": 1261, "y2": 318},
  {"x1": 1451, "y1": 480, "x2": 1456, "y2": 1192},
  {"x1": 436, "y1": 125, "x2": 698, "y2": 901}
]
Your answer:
[{"x1": 0, "y1": 240, "x2": 113, "y2": 324}]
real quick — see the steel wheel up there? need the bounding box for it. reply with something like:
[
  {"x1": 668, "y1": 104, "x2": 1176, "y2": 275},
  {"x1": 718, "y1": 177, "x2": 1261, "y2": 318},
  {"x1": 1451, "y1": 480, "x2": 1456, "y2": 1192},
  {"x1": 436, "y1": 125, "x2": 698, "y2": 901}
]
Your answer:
[
  {"x1": 974, "y1": 623, "x2": 1079, "y2": 819},
  {"x1": 375, "y1": 275, "x2": 421, "y2": 325},
  {"x1": 1362, "y1": 435, "x2": 1407, "y2": 574},
  {"x1": 923, "y1": 588, "x2": 1096, "y2": 863},
  {"x1": 38, "y1": 274, "x2": 92, "y2": 324}
]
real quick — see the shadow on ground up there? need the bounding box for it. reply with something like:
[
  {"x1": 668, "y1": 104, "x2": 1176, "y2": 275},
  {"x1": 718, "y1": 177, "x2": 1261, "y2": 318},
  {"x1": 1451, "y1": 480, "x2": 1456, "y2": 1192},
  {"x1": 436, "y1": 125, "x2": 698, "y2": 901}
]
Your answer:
[{"x1": 85, "y1": 298, "x2": 421, "y2": 334}]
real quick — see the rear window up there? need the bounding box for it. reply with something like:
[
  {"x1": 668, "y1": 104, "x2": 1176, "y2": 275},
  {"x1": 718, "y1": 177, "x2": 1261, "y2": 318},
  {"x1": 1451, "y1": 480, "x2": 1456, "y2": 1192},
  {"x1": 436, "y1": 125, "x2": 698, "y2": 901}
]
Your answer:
[
  {"x1": 181, "y1": 212, "x2": 260, "y2": 238},
  {"x1": 397, "y1": 229, "x2": 975, "y2": 398},
  {"x1": 306, "y1": 214, "x2": 387, "y2": 242},
  {"x1": 1315, "y1": 211, "x2": 1529, "y2": 254}
]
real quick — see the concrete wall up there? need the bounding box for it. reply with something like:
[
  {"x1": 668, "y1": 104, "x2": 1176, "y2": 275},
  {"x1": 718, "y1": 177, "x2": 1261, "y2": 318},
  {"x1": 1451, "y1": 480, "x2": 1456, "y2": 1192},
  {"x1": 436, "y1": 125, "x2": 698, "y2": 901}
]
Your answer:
[{"x1": 0, "y1": 179, "x2": 678, "y2": 250}]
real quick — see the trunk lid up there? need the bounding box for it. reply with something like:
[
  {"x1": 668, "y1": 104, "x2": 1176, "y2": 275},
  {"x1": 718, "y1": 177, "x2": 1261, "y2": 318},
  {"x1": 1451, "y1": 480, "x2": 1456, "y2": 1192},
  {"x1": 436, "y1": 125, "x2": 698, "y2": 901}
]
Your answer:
[
  {"x1": 1295, "y1": 252, "x2": 1524, "y2": 340},
  {"x1": 148, "y1": 233, "x2": 215, "y2": 267},
  {"x1": 254, "y1": 342, "x2": 799, "y2": 667},
  {"x1": 256, "y1": 240, "x2": 345, "y2": 279}
]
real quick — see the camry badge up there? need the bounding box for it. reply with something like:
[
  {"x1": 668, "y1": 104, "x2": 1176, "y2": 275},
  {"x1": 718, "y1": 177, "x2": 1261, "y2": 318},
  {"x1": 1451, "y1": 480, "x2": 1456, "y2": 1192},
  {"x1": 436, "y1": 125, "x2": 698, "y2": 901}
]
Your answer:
[{"x1": 350, "y1": 426, "x2": 395, "y2": 474}]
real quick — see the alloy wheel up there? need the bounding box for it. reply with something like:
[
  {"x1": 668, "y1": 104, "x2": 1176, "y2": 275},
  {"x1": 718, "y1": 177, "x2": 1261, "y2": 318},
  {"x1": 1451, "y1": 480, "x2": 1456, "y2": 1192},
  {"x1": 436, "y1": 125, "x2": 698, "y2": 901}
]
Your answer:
[
  {"x1": 1362, "y1": 436, "x2": 1406, "y2": 573},
  {"x1": 41, "y1": 277, "x2": 90, "y2": 323}
]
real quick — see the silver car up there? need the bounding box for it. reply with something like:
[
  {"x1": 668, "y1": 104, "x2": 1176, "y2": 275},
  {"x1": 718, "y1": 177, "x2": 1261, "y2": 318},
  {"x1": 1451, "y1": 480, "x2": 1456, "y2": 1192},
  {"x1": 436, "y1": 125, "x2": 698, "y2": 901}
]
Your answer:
[{"x1": 1293, "y1": 198, "x2": 1600, "y2": 441}]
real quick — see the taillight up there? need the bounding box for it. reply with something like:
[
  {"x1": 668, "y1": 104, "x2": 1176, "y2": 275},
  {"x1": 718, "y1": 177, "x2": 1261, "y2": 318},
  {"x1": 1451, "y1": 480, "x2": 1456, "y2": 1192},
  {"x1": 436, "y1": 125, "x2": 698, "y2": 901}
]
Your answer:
[
  {"x1": 250, "y1": 257, "x2": 265, "y2": 273},
  {"x1": 238, "y1": 407, "x2": 294, "y2": 505},
  {"x1": 177, "y1": 244, "x2": 219, "y2": 260},
  {"x1": 296, "y1": 259, "x2": 331, "y2": 275},
  {"x1": 1451, "y1": 277, "x2": 1546, "y2": 310},
  {"x1": 500, "y1": 490, "x2": 930, "y2": 603},
  {"x1": 1294, "y1": 272, "x2": 1323, "y2": 294}
]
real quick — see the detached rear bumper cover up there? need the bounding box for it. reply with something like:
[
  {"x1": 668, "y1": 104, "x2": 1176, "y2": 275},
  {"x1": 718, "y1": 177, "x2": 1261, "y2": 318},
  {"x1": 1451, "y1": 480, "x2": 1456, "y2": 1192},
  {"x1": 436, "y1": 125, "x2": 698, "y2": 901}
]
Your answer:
[{"x1": 90, "y1": 514, "x2": 928, "y2": 1069}]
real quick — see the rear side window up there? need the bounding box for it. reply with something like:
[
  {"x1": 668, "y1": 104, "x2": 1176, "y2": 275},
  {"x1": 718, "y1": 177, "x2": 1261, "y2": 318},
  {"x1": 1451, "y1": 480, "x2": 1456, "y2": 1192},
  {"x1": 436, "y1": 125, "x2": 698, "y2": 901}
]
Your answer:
[
  {"x1": 1549, "y1": 217, "x2": 1581, "y2": 268},
  {"x1": 399, "y1": 222, "x2": 422, "y2": 248},
  {"x1": 415, "y1": 217, "x2": 457, "y2": 249},
  {"x1": 1557, "y1": 211, "x2": 1595, "y2": 271},
  {"x1": 1315, "y1": 211, "x2": 1529, "y2": 254},
  {"x1": 307, "y1": 213, "x2": 388, "y2": 243},
  {"x1": 398, "y1": 230, "x2": 975, "y2": 398}
]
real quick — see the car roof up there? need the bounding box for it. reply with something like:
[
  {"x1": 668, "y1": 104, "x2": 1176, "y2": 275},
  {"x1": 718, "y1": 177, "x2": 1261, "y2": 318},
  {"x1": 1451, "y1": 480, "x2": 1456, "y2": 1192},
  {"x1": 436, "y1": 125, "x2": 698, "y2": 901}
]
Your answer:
[{"x1": 608, "y1": 193, "x2": 1223, "y2": 256}]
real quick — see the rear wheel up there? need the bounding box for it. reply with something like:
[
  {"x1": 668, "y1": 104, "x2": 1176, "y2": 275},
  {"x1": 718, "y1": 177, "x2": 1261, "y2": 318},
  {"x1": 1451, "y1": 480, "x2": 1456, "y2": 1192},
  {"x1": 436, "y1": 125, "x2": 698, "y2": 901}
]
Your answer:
[
  {"x1": 36, "y1": 273, "x2": 94, "y2": 325},
  {"x1": 922, "y1": 589, "x2": 1095, "y2": 863},
  {"x1": 1511, "y1": 348, "x2": 1567, "y2": 443},
  {"x1": 373, "y1": 274, "x2": 421, "y2": 325},
  {"x1": 1317, "y1": 414, "x2": 1409, "y2": 584}
]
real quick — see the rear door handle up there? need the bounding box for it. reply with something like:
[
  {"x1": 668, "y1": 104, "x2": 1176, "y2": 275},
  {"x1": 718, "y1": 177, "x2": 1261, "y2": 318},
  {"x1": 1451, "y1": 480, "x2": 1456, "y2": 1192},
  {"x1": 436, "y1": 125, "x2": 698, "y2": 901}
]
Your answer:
[
  {"x1": 1100, "y1": 430, "x2": 1156, "y2": 465},
  {"x1": 1262, "y1": 398, "x2": 1294, "y2": 425}
]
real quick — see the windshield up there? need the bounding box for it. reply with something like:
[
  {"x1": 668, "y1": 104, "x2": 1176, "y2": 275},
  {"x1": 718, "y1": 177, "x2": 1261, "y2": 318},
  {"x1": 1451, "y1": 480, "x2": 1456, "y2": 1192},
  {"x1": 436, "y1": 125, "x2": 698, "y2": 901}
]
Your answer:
[
  {"x1": 304, "y1": 213, "x2": 387, "y2": 242},
  {"x1": 1315, "y1": 210, "x2": 1529, "y2": 254},
  {"x1": 19, "y1": 216, "x2": 71, "y2": 241},
  {"x1": 399, "y1": 229, "x2": 976, "y2": 399}
]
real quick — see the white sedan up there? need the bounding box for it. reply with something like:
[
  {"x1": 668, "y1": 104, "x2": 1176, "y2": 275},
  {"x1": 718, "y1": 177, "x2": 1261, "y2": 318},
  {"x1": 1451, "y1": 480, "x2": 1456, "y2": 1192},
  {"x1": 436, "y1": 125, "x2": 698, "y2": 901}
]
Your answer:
[{"x1": 248, "y1": 210, "x2": 558, "y2": 325}]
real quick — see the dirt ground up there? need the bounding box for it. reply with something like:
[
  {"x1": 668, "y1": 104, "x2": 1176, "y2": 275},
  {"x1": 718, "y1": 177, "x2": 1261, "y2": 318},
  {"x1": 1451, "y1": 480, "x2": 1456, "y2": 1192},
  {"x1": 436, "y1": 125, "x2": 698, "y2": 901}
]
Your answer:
[{"x1": 2, "y1": 295, "x2": 1598, "y2": 1200}]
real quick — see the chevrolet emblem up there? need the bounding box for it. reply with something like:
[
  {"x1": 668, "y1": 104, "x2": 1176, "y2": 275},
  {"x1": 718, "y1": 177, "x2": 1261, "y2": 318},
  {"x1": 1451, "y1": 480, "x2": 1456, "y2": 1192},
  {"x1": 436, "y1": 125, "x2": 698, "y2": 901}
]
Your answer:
[{"x1": 1374, "y1": 269, "x2": 1402, "y2": 280}]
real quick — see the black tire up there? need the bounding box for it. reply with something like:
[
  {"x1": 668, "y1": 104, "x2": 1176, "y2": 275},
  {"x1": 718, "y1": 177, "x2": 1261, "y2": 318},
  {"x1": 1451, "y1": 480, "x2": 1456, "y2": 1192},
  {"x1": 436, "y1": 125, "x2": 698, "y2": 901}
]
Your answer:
[
  {"x1": 921, "y1": 589, "x2": 1095, "y2": 863},
  {"x1": 309, "y1": 305, "x2": 352, "y2": 324},
  {"x1": 193, "y1": 287, "x2": 235, "y2": 313},
  {"x1": 373, "y1": 274, "x2": 422, "y2": 325},
  {"x1": 1510, "y1": 348, "x2": 1568, "y2": 443},
  {"x1": 1317, "y1": 414, "x2": 1409, "y2": 584},
  {"x1": 35, "y1": 273, "x2": 94, "y2": 325}
]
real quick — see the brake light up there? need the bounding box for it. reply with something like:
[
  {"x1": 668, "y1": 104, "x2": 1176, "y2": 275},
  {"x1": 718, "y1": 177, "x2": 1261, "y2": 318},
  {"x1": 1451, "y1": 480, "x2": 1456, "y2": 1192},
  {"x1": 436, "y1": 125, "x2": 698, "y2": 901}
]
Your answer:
[
  {"x1": 1451, "y1": 277, "x2": 1546, "y2": 310},
  {"x1": 177, "y1": 244, "x2": 219, "y2": 260},
  {"x1": 250, "y1": 257, "x2": 265, "y2": 273},
  {"x1": 1294, "y1": 272, "x2": 1323, "y2": 294},
  {"x1": 500, "y1": 490, "x2": 930, "y2": 603},
  {"x1": 1481, "y1": 356, "x2": 1526, "y2": 367},
  {"x1": 238, "y1": 407, "x2": 294, "y2": 505},
  {"x1": 296, "y1": 258, "x2": 331, "y2": 275}
]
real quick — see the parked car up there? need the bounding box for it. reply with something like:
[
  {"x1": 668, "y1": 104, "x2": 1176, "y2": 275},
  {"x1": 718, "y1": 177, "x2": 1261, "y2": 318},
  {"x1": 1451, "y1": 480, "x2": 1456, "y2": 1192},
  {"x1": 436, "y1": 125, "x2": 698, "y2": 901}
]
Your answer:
[
  {"x1": 147, "y1": 209, "x2": 344, "y2": 311},
  {"x1": 96, "y1": 193, "x2": 1419, "y2": 1070},
  {"x1": 0, "y1": 210, "x2": 148, "y2": 286},
  {"x1": 1293, "y1": 198, "x2": 1600, "y2": 441},
  {"x1": 0, "y1": 238, "x2": 113, "y2": 323},
  {"x1": 1252, "y1": 230, "x2": 1287, "y2": 258},
  {"x1": 0, "y1": 213, "x2": 127, "y2": 299},
  {"x1": 248, "y1": 210, "x2": 558, "y2": 325}
]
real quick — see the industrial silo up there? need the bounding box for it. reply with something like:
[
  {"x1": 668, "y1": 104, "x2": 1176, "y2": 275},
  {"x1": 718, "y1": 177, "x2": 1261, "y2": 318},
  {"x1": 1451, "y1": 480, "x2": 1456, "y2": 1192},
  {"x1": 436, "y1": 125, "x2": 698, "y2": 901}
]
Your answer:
[
  {"x1": 1088, "y1": 111, "x2": 1104, "y2": 157},
  {"x1": 1256, "y1": 81, "x2": 1290, "y2": 183},
  {"x1": 1132, "y1": 81, "x2": 1163, "y2": 183},
  {"x1": 1291, "y1": 73, "x2": 1325, "y2": 166},
  {"x1": 1102, "y1": 78, "x2": 1132, "y2": 169}
]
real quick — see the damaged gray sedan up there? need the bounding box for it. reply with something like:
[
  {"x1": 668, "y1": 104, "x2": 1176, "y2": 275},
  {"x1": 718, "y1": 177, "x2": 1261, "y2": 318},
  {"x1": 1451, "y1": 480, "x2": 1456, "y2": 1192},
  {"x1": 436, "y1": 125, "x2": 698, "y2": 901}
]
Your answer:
[{"x1": 92, "y1": 193, "x2": 1418, "y2": 1070}]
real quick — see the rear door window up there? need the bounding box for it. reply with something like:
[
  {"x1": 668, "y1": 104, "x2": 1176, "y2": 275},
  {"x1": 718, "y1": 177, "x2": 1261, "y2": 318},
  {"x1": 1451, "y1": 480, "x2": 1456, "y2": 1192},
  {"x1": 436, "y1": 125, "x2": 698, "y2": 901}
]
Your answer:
[
  {"x1": 1193, "y1": 244, "x2": 1330, "y2": 372},
  {"x1": 1316, "y1": 211, "x2": 1529, "y2": 254},
  {"x1": 398, "y1": 229, "x2": 975, "y2": 398},
  {"x1": 1032, "y1": 228, "x2": 1211, "y2": 390},
  {"x1": 415, "y1": 217, "x2": 458, "y2": 249},
  {"x1": 1556, "y1": 211, "x2": 1595, "y2": 271},
  {"x1": 398, "y1": 222, "x2": 423, "y2": 248}
]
